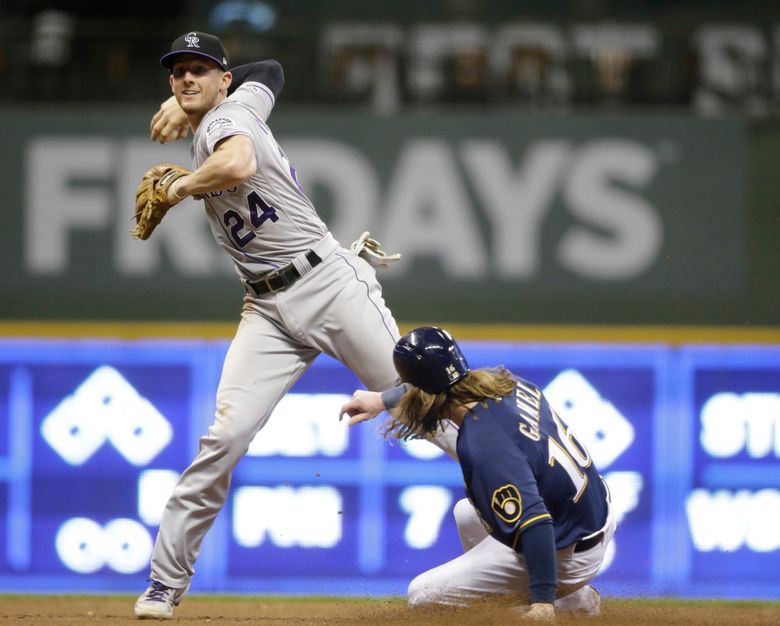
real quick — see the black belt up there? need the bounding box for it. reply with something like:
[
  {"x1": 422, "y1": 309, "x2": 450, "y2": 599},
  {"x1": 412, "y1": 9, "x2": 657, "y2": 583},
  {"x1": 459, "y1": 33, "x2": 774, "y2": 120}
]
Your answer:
[
  {"x1": 573, "y1": 531, "x2": 604, "y2": 553},
  {"x1": 248, "y1": 250, "x2": 322, "y2": 296}
]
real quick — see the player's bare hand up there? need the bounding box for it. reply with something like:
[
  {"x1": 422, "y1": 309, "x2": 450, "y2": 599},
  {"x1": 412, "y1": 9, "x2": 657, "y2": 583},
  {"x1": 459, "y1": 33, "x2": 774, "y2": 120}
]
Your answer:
[
  {"x1": 512, "y1": 603, "x2": 555, "y2": 622},
  {"x1": 150, "y1": 95, "x2": 190, "y2": 144},
  {"x1": 339, "y1": 390, "x2": 385, "y2": 426}
]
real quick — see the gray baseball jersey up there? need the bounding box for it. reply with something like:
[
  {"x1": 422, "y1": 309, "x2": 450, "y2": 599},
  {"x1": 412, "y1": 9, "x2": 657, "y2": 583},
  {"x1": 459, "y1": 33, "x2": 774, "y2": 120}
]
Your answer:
[
  {"x1": 193, "y1": 81, "x2": 327, "y2": 279},
  {"x1": 146, "y1": 73, "x2": 460, "y2": 596}
]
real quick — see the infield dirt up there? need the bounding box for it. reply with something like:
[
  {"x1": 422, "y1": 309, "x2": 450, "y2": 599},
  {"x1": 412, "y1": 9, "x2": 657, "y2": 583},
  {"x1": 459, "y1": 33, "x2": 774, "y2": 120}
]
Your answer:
[{"x1": 1, "y1": 595, "x2": 778, "y2": 625}]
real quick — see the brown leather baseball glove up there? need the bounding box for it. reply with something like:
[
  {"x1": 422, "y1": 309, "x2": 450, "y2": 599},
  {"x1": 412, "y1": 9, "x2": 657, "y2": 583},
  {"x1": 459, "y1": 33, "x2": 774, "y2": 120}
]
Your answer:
[{"x1": 132, "y1": 164, "x2": 191, "y2": 240}]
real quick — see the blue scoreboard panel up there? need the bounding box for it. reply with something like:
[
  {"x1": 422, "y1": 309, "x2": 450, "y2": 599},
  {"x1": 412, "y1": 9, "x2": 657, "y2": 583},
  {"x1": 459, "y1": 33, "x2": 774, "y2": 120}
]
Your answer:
[{"x1": 0, "y1": 339, "x2": 778, "y2": 599}]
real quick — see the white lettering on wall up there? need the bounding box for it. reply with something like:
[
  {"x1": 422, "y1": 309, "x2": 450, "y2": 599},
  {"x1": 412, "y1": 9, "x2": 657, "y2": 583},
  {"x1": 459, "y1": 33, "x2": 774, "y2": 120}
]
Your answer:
[
  {"x1": 399, "y1": 486, "x2": 452, "y2": 549},
  {"x1": 383, "y1": 140, "x2": 488, "y2": 277},
  {"x1": 284, "y1": 140, "x2": 377, "y2": 242},
  {"x1": 700, "y1": 392, "x2": 780, "y2": 458},
  {"x1": 25, "y1": 138, "x2": 113, "y2": 274},
  {"x1": 687, "y1": 489, "x2": 780, "y2": 552},
  {"x1": 460, "y1": 140, "x2": 569, "y2": 277},
  {"x1": 694, "y1": 25, "x2": 768, "y2": 116},
  {"x1": 246, "y1": 393, "x2": 350, "y2": 457},
  {"x1": 233, "y1": 485, "x2": 343, "y2": 548},
  {"x1": 22, "y1": 135, "x2": 666, "y2": 281},
  {"x1": 559, "y1": 140, "x2": 662, "y2": 278}
]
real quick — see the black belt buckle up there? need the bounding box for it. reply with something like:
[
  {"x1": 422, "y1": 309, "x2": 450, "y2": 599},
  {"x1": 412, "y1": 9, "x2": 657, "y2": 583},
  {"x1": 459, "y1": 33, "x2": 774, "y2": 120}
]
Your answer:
[
  {"x1": 257, "y1": 267, "x2": 296, "y2": 295},
  {"x1": 249, "y1": 250, "x2": 322, "y2": 296},
  {"x1": 261, "y1": 272, "x2": 285, "y2": 294},
  {"x1": 574, "y1": 531, "x2": 604, "y2": 553}
]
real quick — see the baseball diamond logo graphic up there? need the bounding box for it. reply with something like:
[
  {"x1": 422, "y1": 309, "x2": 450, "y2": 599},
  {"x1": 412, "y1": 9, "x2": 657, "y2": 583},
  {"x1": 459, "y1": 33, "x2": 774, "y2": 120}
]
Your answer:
[
  {"x1": 491, "y1": 484, "x2": 523, "y2": 523},
  {"x1": 184, "y1": 32, "x2": 200, "y2": 48},
  {"x1": 40, "y1": 366, "x2": 172, "y2": 466},
  {"x1": 543, "y1": 370, "x2": 634, "y2": 469}
]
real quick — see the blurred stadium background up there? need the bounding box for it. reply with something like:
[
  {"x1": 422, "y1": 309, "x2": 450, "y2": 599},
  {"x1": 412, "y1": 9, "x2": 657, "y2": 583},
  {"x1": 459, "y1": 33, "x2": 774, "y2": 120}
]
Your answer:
[{"x1": 0, "y1": 0, "x2": 779, "y2": 608}]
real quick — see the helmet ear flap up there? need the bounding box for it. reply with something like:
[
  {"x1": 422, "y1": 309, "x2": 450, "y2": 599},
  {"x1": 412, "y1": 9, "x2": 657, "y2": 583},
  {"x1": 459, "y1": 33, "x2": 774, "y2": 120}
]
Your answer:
[{"x1": 393, "y1": 327, "x2": 470, "y2": 394}]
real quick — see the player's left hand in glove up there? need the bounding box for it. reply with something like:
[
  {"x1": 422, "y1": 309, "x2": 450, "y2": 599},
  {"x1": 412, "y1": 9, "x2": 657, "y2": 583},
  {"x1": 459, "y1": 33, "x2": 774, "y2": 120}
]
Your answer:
[
  {"x1": 132, "y1": 164, "x2": 191, "y2": 240},
  {"x1": 349, "y1": 231, "x2": 401, "y2": 268}
]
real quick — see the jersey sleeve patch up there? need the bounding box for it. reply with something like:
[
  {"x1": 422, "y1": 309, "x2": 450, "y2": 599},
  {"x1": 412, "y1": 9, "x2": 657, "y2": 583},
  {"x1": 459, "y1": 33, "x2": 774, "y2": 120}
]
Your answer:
[
  {"x1": 491, "y1": 483, "x2": 523, "y2": 524},
  {"x1": 206, "y1": 116, "x2": 237, "y2": 143},
  {"x1": 206, "y1": 117, "x2": 233, "y2": 133}
]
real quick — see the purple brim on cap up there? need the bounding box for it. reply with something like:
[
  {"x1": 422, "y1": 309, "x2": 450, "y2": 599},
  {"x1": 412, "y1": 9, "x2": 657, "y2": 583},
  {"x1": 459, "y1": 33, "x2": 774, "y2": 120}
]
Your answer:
[{"x1": 160, "y1": 50, "x2": 226, "y2": 70}]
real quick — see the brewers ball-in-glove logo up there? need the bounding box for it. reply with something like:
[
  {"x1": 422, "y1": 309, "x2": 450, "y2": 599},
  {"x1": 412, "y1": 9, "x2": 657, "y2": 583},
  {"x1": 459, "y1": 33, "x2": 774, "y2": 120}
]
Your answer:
[{"x1": 491, "y1": 484, "x2": 523, "y2": 523}]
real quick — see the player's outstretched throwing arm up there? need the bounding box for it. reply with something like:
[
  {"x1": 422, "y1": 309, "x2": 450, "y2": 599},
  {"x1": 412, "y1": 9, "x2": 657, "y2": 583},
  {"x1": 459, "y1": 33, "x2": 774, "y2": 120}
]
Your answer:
[{"x1": 150, "y1": 59, "x2": 284, "y2": 144}]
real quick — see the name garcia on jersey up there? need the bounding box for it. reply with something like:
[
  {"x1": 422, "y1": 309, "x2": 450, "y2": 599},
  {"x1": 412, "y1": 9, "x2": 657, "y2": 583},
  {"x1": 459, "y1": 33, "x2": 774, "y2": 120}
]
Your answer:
[{"x1": 515, "y1": 379, "x2": 542, "y2": 442}]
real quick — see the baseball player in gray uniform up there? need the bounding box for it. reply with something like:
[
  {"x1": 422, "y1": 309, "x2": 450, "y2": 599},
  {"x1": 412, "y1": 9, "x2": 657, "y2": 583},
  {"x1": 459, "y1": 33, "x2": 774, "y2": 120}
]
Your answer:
[{"x1": 133, "y1": 31, "x2": 458, "y2": 619}]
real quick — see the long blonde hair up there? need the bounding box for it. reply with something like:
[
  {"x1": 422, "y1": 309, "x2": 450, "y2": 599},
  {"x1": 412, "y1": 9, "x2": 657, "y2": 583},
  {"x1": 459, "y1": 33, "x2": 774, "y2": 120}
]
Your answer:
[{"x1": 383, "y1": 366, "x2": 516, "y2": 440}]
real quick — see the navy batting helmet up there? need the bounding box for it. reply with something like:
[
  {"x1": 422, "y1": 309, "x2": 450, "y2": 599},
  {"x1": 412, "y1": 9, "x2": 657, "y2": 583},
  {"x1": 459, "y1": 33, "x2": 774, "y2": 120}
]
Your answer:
[{"x1": 393, "y1": 327, "x2": 470, "y2": 394}]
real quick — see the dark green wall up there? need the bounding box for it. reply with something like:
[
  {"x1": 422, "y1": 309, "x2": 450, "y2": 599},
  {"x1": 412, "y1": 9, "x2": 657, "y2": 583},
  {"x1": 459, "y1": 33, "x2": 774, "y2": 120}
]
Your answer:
[{"x1": 0, "y1": 106, "x2": 776, "y2": 326}]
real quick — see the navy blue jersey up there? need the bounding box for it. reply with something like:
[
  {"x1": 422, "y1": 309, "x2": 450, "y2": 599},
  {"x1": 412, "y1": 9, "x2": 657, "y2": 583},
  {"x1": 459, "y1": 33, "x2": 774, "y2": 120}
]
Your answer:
[{"x1": 456, "y1": 376, "x2": 607, "y2": 552}]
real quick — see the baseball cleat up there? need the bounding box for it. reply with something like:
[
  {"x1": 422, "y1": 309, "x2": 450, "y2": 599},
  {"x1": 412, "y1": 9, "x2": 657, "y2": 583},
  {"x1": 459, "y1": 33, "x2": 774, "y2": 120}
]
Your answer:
[
  {"x1": 134, "y1": 580, "x2": 184, "y2": 619},
  {"x1": 580, "y1": 585, "x2": 601, "y2": 617},
  {"x1": 554, "y1": 584, "x2": 601, "y2": 616}
]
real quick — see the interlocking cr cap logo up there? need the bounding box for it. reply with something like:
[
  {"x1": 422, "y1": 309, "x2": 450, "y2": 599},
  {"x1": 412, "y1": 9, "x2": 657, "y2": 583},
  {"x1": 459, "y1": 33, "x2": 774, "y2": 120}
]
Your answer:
[{"x1": 184, "y1": 32, "x2": 200, "y2": 48}]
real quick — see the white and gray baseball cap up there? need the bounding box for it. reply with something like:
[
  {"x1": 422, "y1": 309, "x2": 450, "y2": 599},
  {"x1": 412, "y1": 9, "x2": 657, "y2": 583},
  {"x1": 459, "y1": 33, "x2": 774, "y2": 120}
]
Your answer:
[{"x1": 161, "y1": 31, "x2": 230, "y2": 70}]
